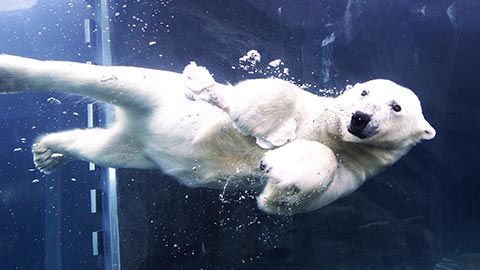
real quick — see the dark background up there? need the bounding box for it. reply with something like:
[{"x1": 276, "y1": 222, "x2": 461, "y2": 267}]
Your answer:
[
  {"x1": 0, "y1": 0, "x2": 479, "y2": 269},
  {"x1": 110, "y1": 0, "x2": 480, "y2": 270}
]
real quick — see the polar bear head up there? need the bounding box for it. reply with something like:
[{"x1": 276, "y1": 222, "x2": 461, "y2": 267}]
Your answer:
[{"x1": 335, "y1": 79, "x2": 436, "y2": 148}]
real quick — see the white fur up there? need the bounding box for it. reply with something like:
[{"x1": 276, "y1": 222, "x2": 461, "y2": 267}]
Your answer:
[{"x1": 0, "y1": 55, "x2": 436, "y2": 215}]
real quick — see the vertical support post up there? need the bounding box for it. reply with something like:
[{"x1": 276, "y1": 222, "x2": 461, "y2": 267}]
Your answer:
[
  {"x1": 44, "y1": 175, "x2": 62, "y2": 270},
  {"x1": 95, "y1": 0, "x2": 121, "y2": 269},
  {"x1": 97, "y1": 0, "x2": 112, "y2": 67},
  {"x1": 44, "y1": 105, "x2": 64, "y2": 270},
  {"x1": 101, "y1": 168, "x2": 121, "y2": 270},
  {"x1": 87, "y1": 103, "x2": 96, "y2": 171}
]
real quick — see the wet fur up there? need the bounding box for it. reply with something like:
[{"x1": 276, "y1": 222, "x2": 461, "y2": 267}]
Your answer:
[{"x1": 0, "y1": 55, "x2": 435, "y2": 214}]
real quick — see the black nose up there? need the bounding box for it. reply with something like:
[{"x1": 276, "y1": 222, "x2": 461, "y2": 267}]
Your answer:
[{"x1": 350, "y1": 111, "x2": 371, "y2": 130}]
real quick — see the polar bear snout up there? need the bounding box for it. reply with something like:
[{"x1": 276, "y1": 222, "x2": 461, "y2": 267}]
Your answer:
[
  {"x1": 351, "y1": 111, "x2": 371, "y2": 129},
  {"x1": 347, "y1": 111, "x2": 378, "y2": 139}
]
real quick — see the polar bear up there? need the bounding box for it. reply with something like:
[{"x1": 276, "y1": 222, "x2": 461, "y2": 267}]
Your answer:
[{"x1": 0, "y1": 55, "x2": 435, "y2": 215}]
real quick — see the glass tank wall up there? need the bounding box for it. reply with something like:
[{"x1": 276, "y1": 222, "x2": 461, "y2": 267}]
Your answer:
[
  {"x1": 0, "y1": 1, "x2": 113, "y2": 270},
  {"x1": 1, "y1": 0, "x2": 480, "y2": 270}
]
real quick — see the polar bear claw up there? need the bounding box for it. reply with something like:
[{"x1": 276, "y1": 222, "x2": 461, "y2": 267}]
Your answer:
[{"x1": 32, "y1": 141, "x2": 70, "y2": 174}]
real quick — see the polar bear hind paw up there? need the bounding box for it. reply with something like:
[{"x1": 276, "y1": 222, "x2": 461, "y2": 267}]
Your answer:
[{"x1": 32, "y1": 142, "x2": 70, "y2": 174}]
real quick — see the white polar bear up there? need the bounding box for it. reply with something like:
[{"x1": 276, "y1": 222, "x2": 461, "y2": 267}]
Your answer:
[{"x1": 0, "y1": 55, "x2": 436, "y2": 215}]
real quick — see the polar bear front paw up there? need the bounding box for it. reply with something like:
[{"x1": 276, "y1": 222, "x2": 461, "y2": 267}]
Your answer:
[
  {"x1": 182, "y1": 62, "x2": 231, "y2": 111},
  {"x1": 182, "y1": 62, "x2": 216, "y2": 101},
  {"x1": 32, "y1": 141, "x2": 71, "y2": 174},
  {"x1": 256, "y1": 140, "x2": 337, "y2": 215}
]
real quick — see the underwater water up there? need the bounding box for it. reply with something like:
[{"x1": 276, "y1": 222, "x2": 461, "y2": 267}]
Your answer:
[{"x1": 1, "y1": 0, "x2": 480, "y2": 269}]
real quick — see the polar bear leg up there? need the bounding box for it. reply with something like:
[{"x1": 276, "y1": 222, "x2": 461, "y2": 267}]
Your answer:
[
  {"x1": 33, "y1": 127, "x2": 157, "y2": 173},
  {"x1": 183, "y1": 62, "x2": 298, "y2": 149},
  {"x1": 256, "y1": 140, "x2": 337, "y2": 215},
  {"x1": 0, "y1": 55, "x2": 180, "y2": 111}
]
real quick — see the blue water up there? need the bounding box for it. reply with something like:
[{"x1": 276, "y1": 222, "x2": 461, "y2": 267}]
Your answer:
[{"x1": 1, "y1": 0, "x2": 479, "y2": 269}]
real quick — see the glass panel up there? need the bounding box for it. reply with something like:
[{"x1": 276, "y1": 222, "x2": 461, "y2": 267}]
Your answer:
[
  {"x1": 0, "y1": 1, "x2": 102, "y2": 269},
  {"x1": 1, "y1": 1, "x2": 479, "y2": 270},
  {"x1": 109, "y1": 1, "x2": 480, "y2": 270}
]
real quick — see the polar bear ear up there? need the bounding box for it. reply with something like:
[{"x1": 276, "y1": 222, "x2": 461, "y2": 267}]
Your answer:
[{"x1": 419, "y1": 119, "x2": 436, "y2": 140}]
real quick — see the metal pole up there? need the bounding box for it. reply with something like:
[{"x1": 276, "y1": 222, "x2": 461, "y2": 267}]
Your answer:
[{"x1": 95, "y1": 0, "x2": 121, "y2": 269}]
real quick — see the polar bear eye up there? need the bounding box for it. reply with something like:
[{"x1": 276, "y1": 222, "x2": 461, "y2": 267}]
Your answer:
[
  {"x1": 392, "y1": 104, "x2": 402, "y2": 112},
  {"x1": 361, "y1": 90, "x2": 368, "y2": 96}
]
